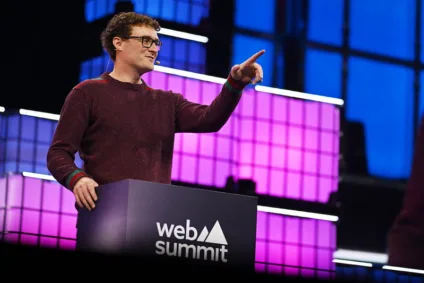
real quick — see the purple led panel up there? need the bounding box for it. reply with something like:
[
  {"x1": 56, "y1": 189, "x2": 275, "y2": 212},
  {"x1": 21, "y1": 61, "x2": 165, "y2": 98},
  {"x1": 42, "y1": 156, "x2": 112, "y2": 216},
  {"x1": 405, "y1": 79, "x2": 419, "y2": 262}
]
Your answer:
[
  {"x1": 143, "y1": 70, "x2": 341, "y2": 203},
  {"x1": 1, "y1": 68, "x2": 340, "y2": 204},
  {"x1": 0, "y1": 114, "x2": 83, "y2": 175},
  {"x1": 0, "y1": 175, "x2": 336, "y2": 277},
  {"x1": 0, "y1": 113, "x2": 5, "y2": 173},
  {"x1": 255, "y1": 211, "x2": 336, "y2": 280},
  {"x1": 0, "y1": 175, "x2": 77, "y2": 250}
]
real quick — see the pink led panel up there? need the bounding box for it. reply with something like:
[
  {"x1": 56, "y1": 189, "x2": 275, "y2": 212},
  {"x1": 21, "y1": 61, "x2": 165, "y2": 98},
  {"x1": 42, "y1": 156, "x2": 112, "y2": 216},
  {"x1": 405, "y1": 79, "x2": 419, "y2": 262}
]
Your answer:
[
  {"x1": 0, "y1": 175, "x2": 77, "y2": 250},
  {"x1": 143, "y1": 70, "x2": 340, "y2": 203},
  {"x1": 0, "y1": 174, "x2": 336, "y2": 277},
  {"x1": 255, "y1": 211, "x2": 336, "y2": 280}
]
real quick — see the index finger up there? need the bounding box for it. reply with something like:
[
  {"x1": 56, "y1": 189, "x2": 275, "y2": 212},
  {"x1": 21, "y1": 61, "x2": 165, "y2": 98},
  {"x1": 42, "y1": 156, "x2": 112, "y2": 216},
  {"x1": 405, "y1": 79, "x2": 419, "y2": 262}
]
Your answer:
[
  {"x1": 87, "y1": 182, "x2": 98, "y2": 201},
  {"x1": 243, "y1": 50, "x2": 265, "y2": 65}
]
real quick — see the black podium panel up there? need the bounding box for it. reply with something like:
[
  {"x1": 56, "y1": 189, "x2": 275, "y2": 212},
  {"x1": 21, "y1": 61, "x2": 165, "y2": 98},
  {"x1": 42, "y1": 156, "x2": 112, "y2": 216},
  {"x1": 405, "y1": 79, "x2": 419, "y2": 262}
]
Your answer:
[{"x1": 76, "y1": 179, "x2": 258, "y2": 269}]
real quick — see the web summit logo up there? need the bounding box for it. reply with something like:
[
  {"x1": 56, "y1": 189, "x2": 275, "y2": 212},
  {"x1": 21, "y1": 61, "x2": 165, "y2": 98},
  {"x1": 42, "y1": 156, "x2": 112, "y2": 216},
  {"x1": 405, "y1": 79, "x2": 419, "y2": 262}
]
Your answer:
[{"x1": 155, "y1": 219, "x2": 228, "y2": 262}]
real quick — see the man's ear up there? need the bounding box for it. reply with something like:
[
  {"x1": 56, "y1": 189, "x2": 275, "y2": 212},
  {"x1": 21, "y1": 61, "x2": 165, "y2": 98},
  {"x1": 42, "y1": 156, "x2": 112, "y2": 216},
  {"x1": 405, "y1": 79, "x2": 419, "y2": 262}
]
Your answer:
[{"x1": 113, "y1": 36, "x2": 123, "y2": 51}]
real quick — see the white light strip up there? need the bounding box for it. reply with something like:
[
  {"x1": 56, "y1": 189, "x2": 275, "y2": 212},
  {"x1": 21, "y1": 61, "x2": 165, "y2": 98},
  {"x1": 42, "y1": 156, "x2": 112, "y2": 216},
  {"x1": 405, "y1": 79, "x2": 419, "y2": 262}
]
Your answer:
[
  {"x1": 22, "y1": 172, "x2": 56, "y2": 181},
  {"x1": 0, "y1": 106, "x2": 5, "y2": 112},
  {"x1": 159, "y1": 27, "x2": 208, "y2": 43},
  {"x1": 257, "y1": 205, "x2": 338, "y2": 222},
  {"x1": 383, "y1": 265, "x2": 424, "y2": 275},
  {"x1": 333, "y1": 249, "x2": 388, "y2": 264},
  {"x1": 332, "y1": 259, "x2": 373, "y2": 267},
  {"x1": 255, "y1": 85, "x2": 344, "y2": 106},
  {"x1": 154, "y1": 65, "x2": 226, "y2": 84},
  {"x1": 19, "y1": 109, "x2": 60, "y2": 121}
]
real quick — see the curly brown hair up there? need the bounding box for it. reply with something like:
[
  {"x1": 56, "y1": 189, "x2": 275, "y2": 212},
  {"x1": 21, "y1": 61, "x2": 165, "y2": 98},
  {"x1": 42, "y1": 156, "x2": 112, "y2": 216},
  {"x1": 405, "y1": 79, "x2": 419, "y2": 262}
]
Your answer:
[{"x1": 101, "y1": 12, "x2": 161, "y2": 61}]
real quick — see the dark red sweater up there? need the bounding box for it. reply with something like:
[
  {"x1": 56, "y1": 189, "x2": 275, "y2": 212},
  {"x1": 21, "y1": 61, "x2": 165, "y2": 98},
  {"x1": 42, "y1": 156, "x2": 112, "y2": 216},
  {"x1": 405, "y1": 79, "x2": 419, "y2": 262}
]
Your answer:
[{"x1": 47, "y1": 72, "x2": 247, "y2": 191}]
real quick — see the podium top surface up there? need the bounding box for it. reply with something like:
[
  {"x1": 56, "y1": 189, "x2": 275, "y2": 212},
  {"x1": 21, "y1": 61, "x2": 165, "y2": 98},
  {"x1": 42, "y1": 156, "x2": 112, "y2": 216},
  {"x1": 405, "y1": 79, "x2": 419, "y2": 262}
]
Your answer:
[{"x1": 97, "y1": 178, "x2": 258, "y2": 201}]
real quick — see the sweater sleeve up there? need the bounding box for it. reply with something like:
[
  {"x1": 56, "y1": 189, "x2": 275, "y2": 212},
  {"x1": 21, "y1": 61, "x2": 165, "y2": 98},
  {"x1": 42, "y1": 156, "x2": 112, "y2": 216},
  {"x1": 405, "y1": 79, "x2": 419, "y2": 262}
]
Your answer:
[
  {"x1": 47, "y1": 87, "x2": 91, "y2": 190},
  {"x1": 175, "y1": 74, "x2": 248, "y2": 133}
]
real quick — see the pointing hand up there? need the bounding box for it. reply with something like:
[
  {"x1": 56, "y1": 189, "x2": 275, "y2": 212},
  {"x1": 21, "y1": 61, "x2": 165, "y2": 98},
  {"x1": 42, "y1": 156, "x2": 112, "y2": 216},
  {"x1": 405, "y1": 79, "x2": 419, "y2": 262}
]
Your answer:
[{"x1": 230, "y1": 50, "x2": 265, "y2": 84}]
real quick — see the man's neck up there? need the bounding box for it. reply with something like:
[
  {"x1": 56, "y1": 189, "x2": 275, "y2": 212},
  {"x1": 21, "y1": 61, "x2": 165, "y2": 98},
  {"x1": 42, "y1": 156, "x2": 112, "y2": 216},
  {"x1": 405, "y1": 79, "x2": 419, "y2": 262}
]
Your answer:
[{"x1": 109, "y1": 64, "x2": 145, "y2": 84}]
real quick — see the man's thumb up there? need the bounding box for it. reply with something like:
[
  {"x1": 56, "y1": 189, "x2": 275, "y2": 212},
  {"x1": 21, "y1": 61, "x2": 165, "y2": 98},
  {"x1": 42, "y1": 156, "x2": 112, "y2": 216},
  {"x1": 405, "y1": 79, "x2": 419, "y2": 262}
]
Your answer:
[{"x1": 232, "y1": 64, "x2": 241, "y2": 72}]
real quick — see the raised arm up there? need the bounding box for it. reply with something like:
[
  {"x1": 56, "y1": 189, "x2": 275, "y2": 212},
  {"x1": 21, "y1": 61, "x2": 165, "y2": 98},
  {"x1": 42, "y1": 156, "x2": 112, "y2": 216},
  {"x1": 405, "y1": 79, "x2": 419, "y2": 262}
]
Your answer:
[{"x1": 175, "y1": 50, "x2": 265, "y2": 133}]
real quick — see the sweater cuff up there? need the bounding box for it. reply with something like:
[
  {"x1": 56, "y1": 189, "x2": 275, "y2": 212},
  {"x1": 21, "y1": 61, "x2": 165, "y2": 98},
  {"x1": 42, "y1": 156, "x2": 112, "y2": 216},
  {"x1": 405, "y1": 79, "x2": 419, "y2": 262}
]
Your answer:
[
  {"x1": 224, "y1": 74, "x2": 249, "y2": 94},
  {"x1": 66, "y1": 169, "x2": 89, "y2": 190}
]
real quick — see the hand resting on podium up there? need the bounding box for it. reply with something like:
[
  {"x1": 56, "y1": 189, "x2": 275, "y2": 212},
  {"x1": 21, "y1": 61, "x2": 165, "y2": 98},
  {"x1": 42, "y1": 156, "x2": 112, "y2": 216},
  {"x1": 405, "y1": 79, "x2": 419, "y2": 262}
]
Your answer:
[{"x1": 73, "y1": 177, "x2": 98, "y2": 211}]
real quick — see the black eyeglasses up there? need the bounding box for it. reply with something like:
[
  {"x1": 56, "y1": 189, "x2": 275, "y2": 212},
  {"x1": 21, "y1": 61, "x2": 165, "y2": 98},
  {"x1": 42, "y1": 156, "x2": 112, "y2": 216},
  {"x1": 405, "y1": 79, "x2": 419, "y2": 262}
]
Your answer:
[{"x1": 123, "y1": 36, "x2": 162, "y2": 50}]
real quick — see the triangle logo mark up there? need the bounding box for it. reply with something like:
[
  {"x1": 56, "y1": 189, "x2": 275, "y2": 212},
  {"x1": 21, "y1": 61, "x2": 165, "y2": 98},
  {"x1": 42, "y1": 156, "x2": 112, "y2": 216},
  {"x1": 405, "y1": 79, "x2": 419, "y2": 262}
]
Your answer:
[
  {"x1": 197, "y1": 226, "x2": 209, "y2": 242},
  {"x1": 204, "y1": 221, "x2": 228, "y2": 245}
]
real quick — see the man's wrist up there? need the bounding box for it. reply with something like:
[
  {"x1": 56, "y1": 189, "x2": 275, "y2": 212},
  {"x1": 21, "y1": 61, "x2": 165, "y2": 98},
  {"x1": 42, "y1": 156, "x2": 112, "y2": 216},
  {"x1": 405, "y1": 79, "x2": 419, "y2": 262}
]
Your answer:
[
  {"x1": 66, "y1": 169, "x2": 90, "y2": 190},
  {"x1": 224, "y1": 74, "x2": 249, "y2": 93}
]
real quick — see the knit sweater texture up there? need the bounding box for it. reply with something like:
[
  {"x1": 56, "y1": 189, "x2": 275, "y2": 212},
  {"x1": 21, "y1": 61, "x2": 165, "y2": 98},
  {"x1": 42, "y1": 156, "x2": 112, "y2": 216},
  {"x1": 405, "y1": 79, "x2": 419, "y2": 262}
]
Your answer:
[{"x1": 47, "y1": 72, "x2": 247, "y2": 190}]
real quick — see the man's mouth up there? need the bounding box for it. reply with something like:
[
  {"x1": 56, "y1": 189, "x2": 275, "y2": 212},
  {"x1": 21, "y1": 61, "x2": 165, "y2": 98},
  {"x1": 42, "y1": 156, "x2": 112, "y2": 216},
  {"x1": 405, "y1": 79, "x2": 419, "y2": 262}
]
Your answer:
[{"x1": 146, "y1": 56, "x2": 155, "y2": 61}]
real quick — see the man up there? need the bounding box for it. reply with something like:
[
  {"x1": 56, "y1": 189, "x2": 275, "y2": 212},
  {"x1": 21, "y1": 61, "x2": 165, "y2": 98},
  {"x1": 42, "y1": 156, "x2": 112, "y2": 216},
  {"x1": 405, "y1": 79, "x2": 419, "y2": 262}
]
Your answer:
[
  {"x1": 46, "y1": 12, "x2": 264, "y2": 212},
  {"x1": 387, "y1": 115, "x2": 424, "y2": 269}
]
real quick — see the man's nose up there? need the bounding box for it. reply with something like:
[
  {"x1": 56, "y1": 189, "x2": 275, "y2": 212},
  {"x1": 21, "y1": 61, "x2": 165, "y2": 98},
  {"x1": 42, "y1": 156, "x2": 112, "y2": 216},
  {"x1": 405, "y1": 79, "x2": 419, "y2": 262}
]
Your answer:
[{"x1": 148, "y1": 49, "x2": 158, "y2": 56}]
